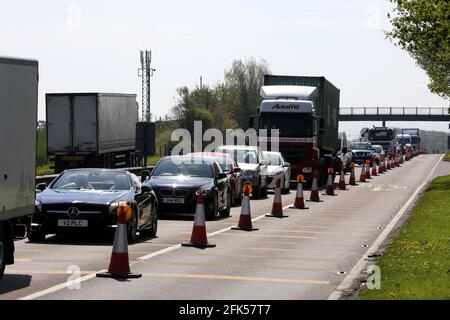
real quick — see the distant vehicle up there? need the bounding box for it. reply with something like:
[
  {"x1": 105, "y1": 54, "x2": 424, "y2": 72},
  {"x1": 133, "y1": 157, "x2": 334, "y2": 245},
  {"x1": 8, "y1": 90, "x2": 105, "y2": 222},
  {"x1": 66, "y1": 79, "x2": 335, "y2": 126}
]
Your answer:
[
  {"x1": 46, "y1": 93, "x2": 141, "y2": 173},
  {"x1": 30, "y1": 169, "x2": 158, "y2": 243},
  {"x1": 396, "y1": 134, "x2": 412, "y2": 154},
  {"x1": 262, "y1": 151, "x2": 291, "y2": 193},
  {"x1": 350, "y1": 142, "x2": 374, "y2": 165},
  {"x1": 0, "y1": 57, "x2": 38, "y2": 279},
  {"x1": 337, "y1": 132, "x2": 352, "y2": 172},
  {"x1": 371, "y1": 145, "x2": 385, "y2": 164},
  {"x1": 188, "y1": 152, "x2": 243, "y2": 206},
  {"x1": 144, "y1": 155, "x2": 231, "y2": 220},
  {"x1": 216, "y1": 145, "x2": 268, "y2": 199},
  {"x1": 366, "y1": 126, "x2": 397, "y2": 156},
  {"x1": 402, "y1": 128, "x2": 420, "y2": 155},
  {"x1": 249, "y1": 75, "x2": 340, "y2": 186}
]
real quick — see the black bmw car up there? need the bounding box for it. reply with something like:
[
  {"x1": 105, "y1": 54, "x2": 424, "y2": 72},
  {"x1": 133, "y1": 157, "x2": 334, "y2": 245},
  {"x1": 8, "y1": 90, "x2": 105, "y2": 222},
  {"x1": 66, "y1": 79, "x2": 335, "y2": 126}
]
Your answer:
[
  {"x1": 144, "y1": 155, "x2": 232, "y2": 220},
  {"x1": 30, "y1": 169, "x2": 158, "y2": 243}
]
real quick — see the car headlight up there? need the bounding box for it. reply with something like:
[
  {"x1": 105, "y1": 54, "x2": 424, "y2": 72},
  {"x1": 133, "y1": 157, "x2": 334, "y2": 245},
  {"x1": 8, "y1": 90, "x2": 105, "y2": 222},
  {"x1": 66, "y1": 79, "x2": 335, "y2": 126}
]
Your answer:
[
  {"x1": 109, "y1": 200, "x2": 129, "y2": 214},
  {"x1": 302, "y1": 167, "x2": 312, "y2": 173}
]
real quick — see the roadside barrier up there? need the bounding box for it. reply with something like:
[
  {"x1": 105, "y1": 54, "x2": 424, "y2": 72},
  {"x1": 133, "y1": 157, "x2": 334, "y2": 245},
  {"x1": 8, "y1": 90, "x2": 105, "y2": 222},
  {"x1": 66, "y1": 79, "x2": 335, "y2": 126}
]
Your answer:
[
  {"x1": 365, "y1": 160, "x2": 371, "y2": 179},
  {"x1": 349, "y1": 162, "x2": 357, "y2": 185},
  {"x1": 232, "y1": 182, "x2": 258, "y2": 231},
  {"x1": 338, "y1": 164, "x2": 346, "y2": 190},
  {"x1": 309, "y1": 170, "x2": 321, "y2": 202},
  {"x1": 291, "y1": 174, "x2": 307, "y2": 209},
  {"x1": 266, "y1": 178, "x2": 288, "y2": 218},
  {"x1": 182, "y1": 191, "x2": 216, "y2": 248},
  {"x1": 325, "y1": 167, "x2": 335, "y2": 196},
  {"x1": 359, "y1": 162, "x2": 366, "y2": 182},
  {"x1": 97, "y1": 205, "x2": 142, "y2": 279}
]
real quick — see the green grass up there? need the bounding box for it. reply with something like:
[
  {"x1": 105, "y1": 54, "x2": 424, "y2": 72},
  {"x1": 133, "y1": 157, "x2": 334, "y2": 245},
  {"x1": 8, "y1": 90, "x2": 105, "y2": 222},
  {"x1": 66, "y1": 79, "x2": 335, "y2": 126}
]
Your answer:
[
  {"x1": 145, "y1": 156, "x2": 161, "y2": 166},
  {"x1": 36, "y1": 163, "x2": 54, "y2": 176},
  {"x1": 358, "y1": 175, "x2": 450, "y2": 300},
  {"x1": 444, "y1": 153, "x2": 450, "y2": 161}
]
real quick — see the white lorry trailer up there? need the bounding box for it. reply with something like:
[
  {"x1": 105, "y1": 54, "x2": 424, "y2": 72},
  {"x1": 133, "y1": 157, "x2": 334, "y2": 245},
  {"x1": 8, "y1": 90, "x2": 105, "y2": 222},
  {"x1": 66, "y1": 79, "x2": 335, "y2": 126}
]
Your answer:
[
  {"x1": 0, "y1": 57, "x2": 38, "y2": 279},
  {"x1": 46, "y1": 93, "x2": 140, "y2": 173}
]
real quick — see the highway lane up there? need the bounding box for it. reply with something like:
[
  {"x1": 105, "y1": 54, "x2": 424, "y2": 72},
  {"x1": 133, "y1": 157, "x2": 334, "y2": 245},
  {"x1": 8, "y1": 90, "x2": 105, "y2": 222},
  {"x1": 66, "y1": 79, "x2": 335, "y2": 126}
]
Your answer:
[{"x1": 0, "y1": 154, "x2": 443, "y2": 300}]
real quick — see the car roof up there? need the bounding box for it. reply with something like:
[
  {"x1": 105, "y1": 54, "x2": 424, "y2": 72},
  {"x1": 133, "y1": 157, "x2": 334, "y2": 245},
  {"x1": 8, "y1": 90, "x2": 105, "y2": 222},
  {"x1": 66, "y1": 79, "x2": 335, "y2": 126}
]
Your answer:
[
  {"x1": 161, "y1": 155, "x2": 216, "y2": 163},
  {"x1": 62, "y1": 168, "x2": 129, "y2": 174},
  {"x1": 262, "y1": 151, "x2": 282, "y2": 156}
]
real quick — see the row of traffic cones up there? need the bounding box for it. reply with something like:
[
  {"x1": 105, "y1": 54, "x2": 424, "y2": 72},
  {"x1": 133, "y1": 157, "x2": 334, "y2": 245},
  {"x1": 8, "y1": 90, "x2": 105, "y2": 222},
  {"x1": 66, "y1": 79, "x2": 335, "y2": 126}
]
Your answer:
[{"x1": 98, "y1": 152, "x2": 415, "y2": 279}]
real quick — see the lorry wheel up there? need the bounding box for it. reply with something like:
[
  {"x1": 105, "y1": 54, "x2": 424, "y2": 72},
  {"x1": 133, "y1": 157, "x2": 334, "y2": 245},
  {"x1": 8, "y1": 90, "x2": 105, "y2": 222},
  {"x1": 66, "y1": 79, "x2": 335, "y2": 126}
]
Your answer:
[{"x1": 0, "y1": 232, "x2": 5, "y2": 279}]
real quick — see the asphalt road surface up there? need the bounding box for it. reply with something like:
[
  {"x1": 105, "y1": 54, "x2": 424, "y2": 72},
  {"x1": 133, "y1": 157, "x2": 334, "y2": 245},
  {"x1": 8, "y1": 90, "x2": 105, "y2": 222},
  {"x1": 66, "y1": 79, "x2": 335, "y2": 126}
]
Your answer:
[{"x1": 0, "y1": 154, "x2": 445, "y2": 300}]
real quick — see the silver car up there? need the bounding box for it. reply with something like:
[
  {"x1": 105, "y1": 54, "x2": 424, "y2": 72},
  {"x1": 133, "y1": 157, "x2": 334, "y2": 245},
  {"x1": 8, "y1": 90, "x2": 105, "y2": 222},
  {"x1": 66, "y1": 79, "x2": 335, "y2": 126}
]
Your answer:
[{"x1": 262, "y1": 151, "x2": 291, "y2": 194}]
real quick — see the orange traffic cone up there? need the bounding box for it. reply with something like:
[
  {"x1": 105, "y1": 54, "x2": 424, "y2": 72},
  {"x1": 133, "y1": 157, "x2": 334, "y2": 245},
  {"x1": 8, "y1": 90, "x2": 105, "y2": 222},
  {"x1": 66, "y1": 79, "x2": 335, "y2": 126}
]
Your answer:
[
  {"x1": 232, "y1": 182, "x2": 258, "y2": 231},
  {"x1": 359, "y1": 163, "x2": 366, "y2": 182},
  {"x1": 349, "y1": 162, "x2": 357, "y2": 185},
  {"x1": 338, "y1": 164, "x2": 346, "y2": 190},
  {"x1": 386, "y1": 156, "x2": 391, "y2": 170},
  {"x1": 309, "y1": 170, "x2": 321, "y2": 202},
  {"x1": 97, "y1": 205, "x2": 142, "y2": 279},
  {"x1": 291, "y1": 174, "x2": 308, "y2": 209},
  {"x1": 182, "y1": 191, "x2": 216, "y2": 248},
  {"x1": 325, "y1": 167, "x2": 335, "y2": 196},
  {"x1": 365, "y1": 160, "x2": 371, "y2": 179},
  {"x1": 371, "y1": 162, "x2": 378, "y2": 176},
  {"x1": 266, "y1": 178, "x2": 288, "y2": 218},
  {"x1": 378, "y1": 158, "x2": 384, "y2": 174}
]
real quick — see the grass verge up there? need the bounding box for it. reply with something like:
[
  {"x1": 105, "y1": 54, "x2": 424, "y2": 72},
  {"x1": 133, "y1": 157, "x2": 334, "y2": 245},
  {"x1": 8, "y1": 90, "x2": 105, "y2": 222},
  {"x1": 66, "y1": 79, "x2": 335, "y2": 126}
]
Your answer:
[
  {"x1": 358, "y1": 174, "x2": 450, "y2": 300},
  {"x1": 444, "y1": 153, "x2": 450, "y2": 161}
]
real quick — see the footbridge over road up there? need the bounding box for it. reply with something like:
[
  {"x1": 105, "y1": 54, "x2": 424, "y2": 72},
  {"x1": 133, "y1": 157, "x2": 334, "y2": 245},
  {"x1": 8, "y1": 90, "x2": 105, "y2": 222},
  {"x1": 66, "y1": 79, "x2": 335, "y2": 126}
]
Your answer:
[{"x1": 339, "y1": 107, "x2": 450, "y2": 125}]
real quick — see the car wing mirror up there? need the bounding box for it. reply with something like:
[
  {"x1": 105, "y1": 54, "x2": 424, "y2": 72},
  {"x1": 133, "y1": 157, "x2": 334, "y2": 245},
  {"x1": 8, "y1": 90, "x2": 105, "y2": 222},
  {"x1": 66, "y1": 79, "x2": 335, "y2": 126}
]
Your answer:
[
  {"x1": 36, "y1": 182, "x2": 46, "y2": 192},
  {"x1": 283, "y1": 162, "x2": 290, "y2": 167},
  {"x1": 217, "y1": 173, "x2": 227, "y2": 179},
  {"x1": 233, "y1": 167, "x2": 241, "y2": 173},
  {"x1": 140, "y1": 185, "x2": 152, "y2": 193}
]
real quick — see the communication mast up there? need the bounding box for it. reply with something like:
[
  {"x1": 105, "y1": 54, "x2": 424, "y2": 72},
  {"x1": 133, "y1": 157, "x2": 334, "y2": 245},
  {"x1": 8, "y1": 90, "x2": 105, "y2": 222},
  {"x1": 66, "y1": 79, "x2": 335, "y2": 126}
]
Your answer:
[{"x1": 138, "y1": 50, "x2": 156, "y2": 122}]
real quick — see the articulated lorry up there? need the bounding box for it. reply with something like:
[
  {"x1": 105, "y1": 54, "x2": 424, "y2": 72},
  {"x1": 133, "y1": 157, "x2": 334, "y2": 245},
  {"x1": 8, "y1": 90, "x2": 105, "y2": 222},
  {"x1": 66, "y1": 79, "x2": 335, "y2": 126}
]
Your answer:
[
  {"x1": 251, "y1": 75, "x2": 340, "y2": 185},
  {"x1": 46, "y1": 93, "x2": 140, "y2": 173},
  {"x1": 0, "y1": 57, "x2": 38, "y2": 279}
]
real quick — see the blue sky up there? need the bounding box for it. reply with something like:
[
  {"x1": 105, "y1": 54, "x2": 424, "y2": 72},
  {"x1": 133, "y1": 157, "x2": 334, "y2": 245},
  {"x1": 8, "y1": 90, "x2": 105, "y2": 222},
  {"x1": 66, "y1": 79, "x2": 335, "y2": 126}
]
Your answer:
[{"x1": 1, "y1": 0, "x2": 448, "y2": 139}]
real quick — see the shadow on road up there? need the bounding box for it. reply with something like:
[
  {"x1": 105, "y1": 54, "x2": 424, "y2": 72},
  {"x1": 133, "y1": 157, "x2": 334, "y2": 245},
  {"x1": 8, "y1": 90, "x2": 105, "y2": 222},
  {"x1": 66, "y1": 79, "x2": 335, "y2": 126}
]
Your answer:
[{"x1": 0, "y1": 274, "x2": 32, "y2": 295}]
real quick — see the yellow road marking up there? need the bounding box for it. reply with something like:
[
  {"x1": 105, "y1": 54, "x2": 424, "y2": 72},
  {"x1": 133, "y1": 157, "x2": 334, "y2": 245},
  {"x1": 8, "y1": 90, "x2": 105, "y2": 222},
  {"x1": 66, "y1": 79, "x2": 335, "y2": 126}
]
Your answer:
[
  {"x1": 215, "y1": 245, "x2": 356, "y2": 255},
  {"x1": 176, "y1": 252, "x2": 349, "y2": 263},
  {"x1": 139, "y1": 260, "x2": 339, "y2": 273},
  {"x1": 142, "y1": 272, "x2": 331, "y2": 285}
]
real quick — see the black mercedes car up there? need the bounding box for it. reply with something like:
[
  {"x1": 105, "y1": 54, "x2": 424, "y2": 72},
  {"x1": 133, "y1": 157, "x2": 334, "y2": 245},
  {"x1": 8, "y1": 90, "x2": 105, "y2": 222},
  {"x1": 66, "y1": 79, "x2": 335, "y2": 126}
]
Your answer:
[
  {"x1": 30, "y1": 169, "x2": 158, "y2": 243},
  {"x1": 144, "y1": 155, "x2": 231, "y2": 220}
]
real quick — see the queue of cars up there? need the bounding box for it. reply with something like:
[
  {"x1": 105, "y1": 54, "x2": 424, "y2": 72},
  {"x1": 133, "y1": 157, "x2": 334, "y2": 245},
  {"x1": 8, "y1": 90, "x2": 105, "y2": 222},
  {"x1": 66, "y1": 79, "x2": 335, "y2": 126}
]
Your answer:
[{"x1": 30, "y1": 146, "x2": 291, "y2": 241}]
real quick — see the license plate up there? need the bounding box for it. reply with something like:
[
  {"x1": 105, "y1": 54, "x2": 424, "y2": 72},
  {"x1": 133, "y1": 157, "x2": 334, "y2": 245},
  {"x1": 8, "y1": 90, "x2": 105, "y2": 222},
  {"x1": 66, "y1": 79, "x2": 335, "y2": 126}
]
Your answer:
[
  {"x1": 161, "y1": 198, "x2": 185, "y2": 204},
  {"x1": 57, "y1": 219, "x2": 88, "y2": 227}
]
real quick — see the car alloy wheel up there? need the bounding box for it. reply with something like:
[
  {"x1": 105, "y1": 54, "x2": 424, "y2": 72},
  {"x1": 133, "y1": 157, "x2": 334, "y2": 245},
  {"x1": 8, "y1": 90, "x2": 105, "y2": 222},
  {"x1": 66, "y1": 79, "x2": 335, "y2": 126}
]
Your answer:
[
  {"x1": 127, "y1": 210, "x2": 138, "y2": 243},
  {"x1": 0, "y1": 237, "x2": 5, "y2": 279}
]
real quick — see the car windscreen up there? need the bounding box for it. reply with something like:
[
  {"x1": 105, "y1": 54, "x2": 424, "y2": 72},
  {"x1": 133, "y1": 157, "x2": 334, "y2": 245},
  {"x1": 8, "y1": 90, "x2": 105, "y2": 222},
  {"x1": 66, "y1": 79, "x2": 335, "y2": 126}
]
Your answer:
[
  {"x1": 373, "y1": 147, "x2": 383, "y2": 153},
  {"x1": 51, "y1": 170, "x2": 130, "y2": 191},
  {"x1": 263, "y1": 153, "x2": 282, "y2": 166},
  {"x1": 351, "y1": 143, "x2": 372, "y2": 150},
  {"x1": 219, "y1": 149, "x2": 259, "y2": 165},
  {"x1": 259, "y1": 112, "x2": 313, "y2": 138},
  {"x1": 152, "y1": 158, "x2": 214, "y2": 178}
]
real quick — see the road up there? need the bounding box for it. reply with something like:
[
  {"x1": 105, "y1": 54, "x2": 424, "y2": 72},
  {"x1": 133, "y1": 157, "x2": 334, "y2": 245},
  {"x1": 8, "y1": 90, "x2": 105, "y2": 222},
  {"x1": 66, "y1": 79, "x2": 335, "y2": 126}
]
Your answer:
[{"x1": 0, "y1": 154, "x2": 444, "y2": 300}]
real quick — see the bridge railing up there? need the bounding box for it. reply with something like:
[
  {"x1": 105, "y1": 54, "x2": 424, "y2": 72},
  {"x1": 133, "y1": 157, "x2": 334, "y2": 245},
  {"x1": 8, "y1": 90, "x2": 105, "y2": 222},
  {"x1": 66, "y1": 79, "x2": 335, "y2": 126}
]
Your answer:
[{"x1": 339, "y1": 107, "x2": 449, "y2": 116}]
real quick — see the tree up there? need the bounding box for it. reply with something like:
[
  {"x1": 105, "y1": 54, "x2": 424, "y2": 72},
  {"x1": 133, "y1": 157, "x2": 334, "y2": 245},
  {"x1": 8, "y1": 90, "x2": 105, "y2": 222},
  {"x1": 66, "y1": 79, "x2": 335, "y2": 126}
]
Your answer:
[
  {"x1": 386, "y1": 0, "x2": 450, "y2": 99},
  {"x1": 224, "y1": 58, "x2": 271, "y2": 128}
]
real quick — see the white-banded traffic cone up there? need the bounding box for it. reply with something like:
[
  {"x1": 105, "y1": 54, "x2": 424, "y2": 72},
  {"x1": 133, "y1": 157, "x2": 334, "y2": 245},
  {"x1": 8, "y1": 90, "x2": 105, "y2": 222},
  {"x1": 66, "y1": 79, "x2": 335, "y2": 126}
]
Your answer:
[
  {"x1": 97, "y1": 205, "x2": 142, "y2": 279},
  {"x1": 371, "y1": 162, "x2": 378, "y2": 176},
  {"x1": 338, "y1": 164, "x2": 346, "y2": 190},
  {"x1": 182, "y1": 191, "x2": 216, "y2": 248},
  {"x1": 309, "y1": 170, "x2": 321, "y2": 202},
  {"x1": 232, "y1": 182, "x2": 258, "y2": 231},
  {"x1": 290, "y1": 174, "x2": 308, "y2": 209},
  {"x1": 365, "y1": 160, "x2": 371, "y2": 179},
  {"x1": 266, "y1": 177, "x2": 288, "y2": 218},
  {"x1": 325, "y1": 167, "x2": 335, "y2": 196},
  {"x1": 359, "y1": 163, "x2": 366, "y2": 182},
  {"x1": 349, "y1": 162, "x2": 357, "y2": 186}
]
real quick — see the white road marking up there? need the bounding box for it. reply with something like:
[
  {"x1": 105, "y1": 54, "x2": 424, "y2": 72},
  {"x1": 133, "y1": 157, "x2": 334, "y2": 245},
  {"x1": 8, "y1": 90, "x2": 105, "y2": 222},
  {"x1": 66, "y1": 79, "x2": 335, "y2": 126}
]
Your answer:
[{"x1": 327, "y1": 154, "x2": 444, "y2": 300}]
